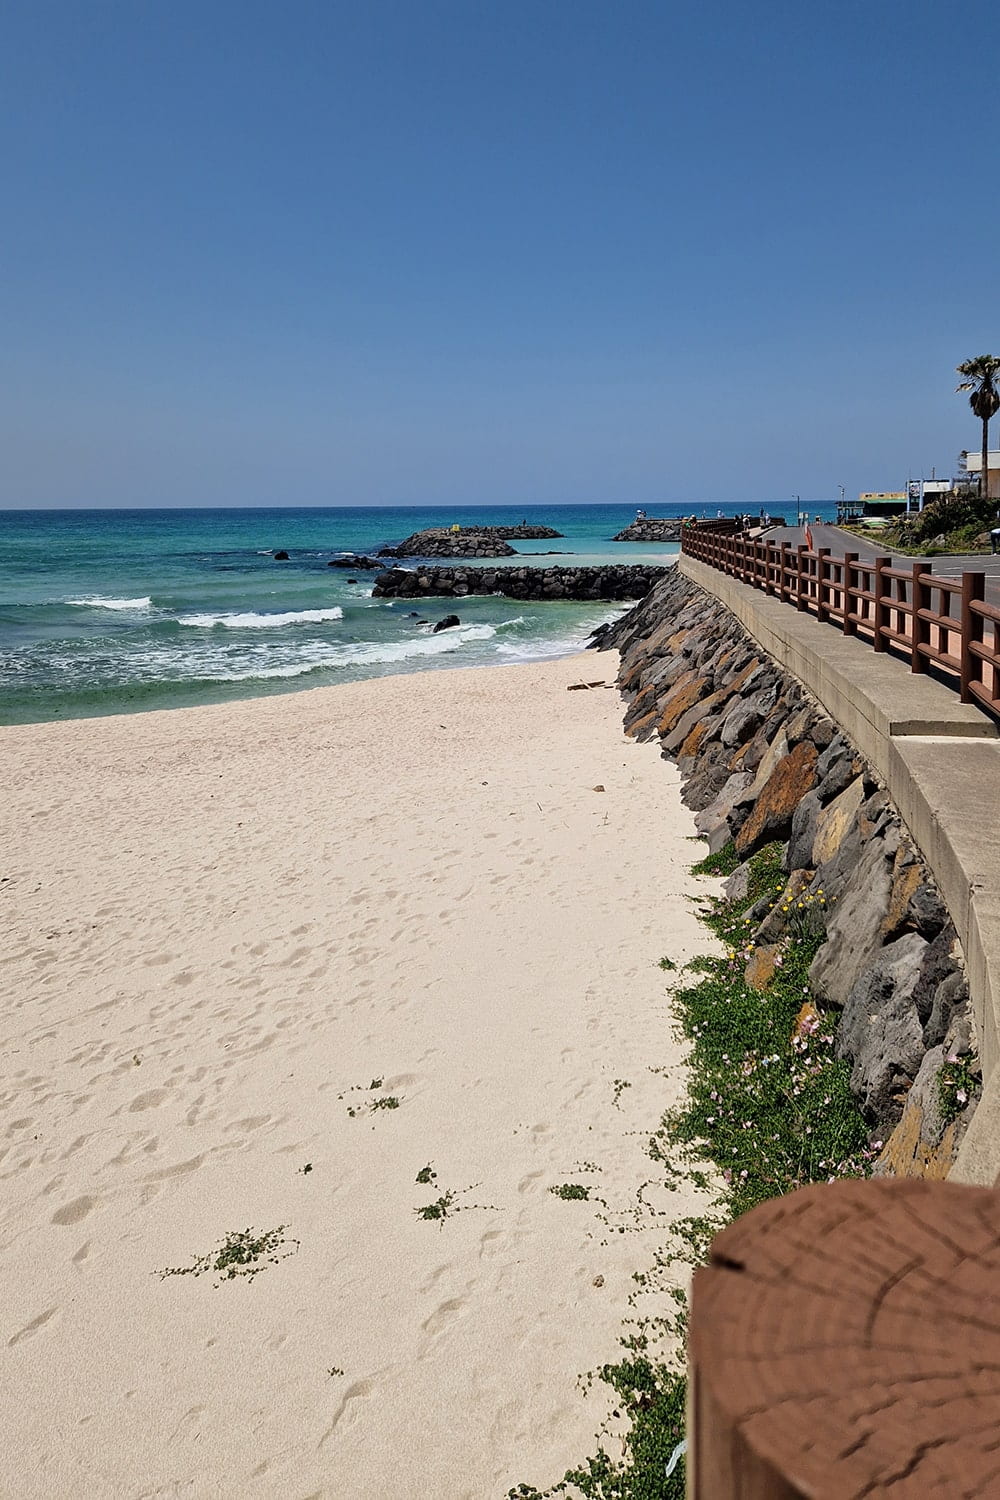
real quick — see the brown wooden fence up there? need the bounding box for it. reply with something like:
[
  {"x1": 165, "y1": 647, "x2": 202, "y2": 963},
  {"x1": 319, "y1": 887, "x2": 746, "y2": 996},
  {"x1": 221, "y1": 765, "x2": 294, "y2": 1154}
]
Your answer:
[{"x1": 680, "y1": 523, "x2": 1000, "y2": 721}]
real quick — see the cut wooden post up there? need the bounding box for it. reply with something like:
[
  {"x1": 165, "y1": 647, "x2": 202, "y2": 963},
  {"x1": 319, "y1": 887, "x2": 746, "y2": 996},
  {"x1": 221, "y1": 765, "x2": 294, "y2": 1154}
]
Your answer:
[{"x1": 689, "y1": 1179, "x2": 1000, "y2": 1499}]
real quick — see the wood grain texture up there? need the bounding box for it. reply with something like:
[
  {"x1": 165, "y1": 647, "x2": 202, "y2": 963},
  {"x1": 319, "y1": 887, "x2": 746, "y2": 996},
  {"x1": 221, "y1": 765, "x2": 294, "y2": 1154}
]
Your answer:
[{"x1": 690, "y1": 1180, "x2": 1000, "y2": 1498}]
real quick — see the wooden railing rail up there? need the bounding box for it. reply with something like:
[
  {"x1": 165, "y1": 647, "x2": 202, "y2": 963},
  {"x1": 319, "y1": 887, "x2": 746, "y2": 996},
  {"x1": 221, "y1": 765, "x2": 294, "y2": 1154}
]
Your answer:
[{"x1": 679, "y1": 523, "x2": 1000, "y2": 722}]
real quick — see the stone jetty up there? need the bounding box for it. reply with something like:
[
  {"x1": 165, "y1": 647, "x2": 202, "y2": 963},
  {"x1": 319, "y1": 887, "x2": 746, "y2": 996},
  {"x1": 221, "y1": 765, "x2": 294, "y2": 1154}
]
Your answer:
[
  {"x1": 371, "y1": 562, "x2": 671, "y2": 601},
  {"x1": 611, "y1": 516, "x2": 684, "y2": 542},
  {"x1": 378, "y1": 524, "x2": 563, "y2": 560}
]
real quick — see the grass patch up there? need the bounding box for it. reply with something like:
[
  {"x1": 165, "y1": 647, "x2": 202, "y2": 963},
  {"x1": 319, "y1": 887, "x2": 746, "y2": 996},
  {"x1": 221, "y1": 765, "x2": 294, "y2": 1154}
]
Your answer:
[
  {"x1": 689, "y1": 841, "x2": 740, "y2": 877},
  {"x1": 550, "y1": 1183, "x2": 591, "y2": 1201},
  {"x1": 509, "y1": 840, "x2": 873, "y2": 1497},
  {"x1": 159, "y1": 1225, "x2": 299, "y2": 1286}
]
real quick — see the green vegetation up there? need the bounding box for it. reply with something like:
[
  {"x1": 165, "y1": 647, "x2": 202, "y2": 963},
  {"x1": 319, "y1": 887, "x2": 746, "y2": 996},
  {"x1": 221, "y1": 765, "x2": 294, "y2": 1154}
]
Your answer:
[
  {"x1": 863, "y1": 488, "x2": 999, "y2": 555},
  {"x1": 338, "y1": 1076, "x2": 403, "y2": 1117},
  {"x1": 415, "y1": 1182, "x2": 493, "y2": 1225},
  {"x1": 937, "y1": 1057, "x2": 979, "y2": 1124},
  {"x1": 416, "y1": 1191, "x2": 458, "y2": 1223},
  {"x1": 670, "y1": 850, "x2": 871, "y2": 1221},
  {"x1": 550, "y1": 1183, "x2": 591, "y2": 1201},
  {"x1": 510, "y1": 839, "x2": 873, "y2": 1498},
  {"x1": 159, "y1": 1225, "x2": 299, "y2": 1286},
  {"x1": 690, "y1": 842, "x2": 740, "y2": 877},
  {"x1": 611, "y1": 1079, "x2": 632, "y2": 1109},
  {"x1": 415, "y1": 1163, "x2": 437, "y2": 1184}
]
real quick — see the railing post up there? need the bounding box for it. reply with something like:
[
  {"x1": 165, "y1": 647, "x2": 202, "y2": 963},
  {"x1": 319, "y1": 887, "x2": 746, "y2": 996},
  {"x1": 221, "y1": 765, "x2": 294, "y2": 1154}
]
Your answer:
[
  {"x1": 778, "y1": 542, "x2": 790, "y2": 604},
  {"x1": 842, "y1": 553, "x2": 858, "y2": 635},
  {"x1": 872, "y1": 556, "x2": 891, "y2": 651},
  {"x1": 763, "y1": 541, "x2": 776, "y2": 596},
  {"x1": 795, "y1": 546, "x2": 808, "y2": 611},
  {"x1": 815, "y1": 548, "x2": 831, "y2": 623},
  {"x1": 961, "y1": 569, "x2": 986, "y2": 703},
  {"x1": 911, "y1": 560, "x2": 929, "y2": 673}
]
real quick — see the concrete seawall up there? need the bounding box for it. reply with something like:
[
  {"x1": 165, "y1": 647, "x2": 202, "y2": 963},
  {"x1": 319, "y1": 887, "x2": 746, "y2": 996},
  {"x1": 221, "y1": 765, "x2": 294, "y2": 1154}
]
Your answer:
[{"x1": 679, "y1": 555, "x2": 1000, "y2": 1185}]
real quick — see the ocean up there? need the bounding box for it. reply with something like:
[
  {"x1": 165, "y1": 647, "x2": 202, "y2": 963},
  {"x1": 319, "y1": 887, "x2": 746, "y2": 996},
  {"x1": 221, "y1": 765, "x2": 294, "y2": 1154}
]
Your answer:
[{"x1": 0, "y1": 501, "x2": 836, "y2": 724}]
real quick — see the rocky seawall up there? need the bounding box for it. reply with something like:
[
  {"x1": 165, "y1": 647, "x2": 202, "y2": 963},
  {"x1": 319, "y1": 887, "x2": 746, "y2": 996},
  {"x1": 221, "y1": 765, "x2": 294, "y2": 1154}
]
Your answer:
[
  {"x1": 378, "y1": 525, "x2": 563, "y2": 559},
  {"x1": 592, "y1": 568, "x2": 980, "y2": 1177},
  {"x1": 611, "y1": 517, "x2": 684, "y2": 542},
  {"x1": 371, "y1": 563, "x2": 672, "y2": 601}
]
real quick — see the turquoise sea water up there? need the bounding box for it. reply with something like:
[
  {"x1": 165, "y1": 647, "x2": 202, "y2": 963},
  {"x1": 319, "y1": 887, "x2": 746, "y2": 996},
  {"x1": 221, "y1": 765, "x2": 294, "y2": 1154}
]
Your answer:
[{"x1": 0, "y1": 501, "x2": 836, "y2": 724}]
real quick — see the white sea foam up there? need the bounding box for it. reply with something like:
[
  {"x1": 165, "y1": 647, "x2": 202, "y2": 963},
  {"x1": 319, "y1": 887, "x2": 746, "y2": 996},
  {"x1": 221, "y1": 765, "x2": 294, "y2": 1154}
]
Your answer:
[
  {"x1": 177, "y1": 607, "x2": 345, "y2": 629},
  {"x1": 67, "y1": 621, "x2": 504, "y2": 688},
  {"x1": 66, "y1": 596, "x2": 152, "y2": 611}
]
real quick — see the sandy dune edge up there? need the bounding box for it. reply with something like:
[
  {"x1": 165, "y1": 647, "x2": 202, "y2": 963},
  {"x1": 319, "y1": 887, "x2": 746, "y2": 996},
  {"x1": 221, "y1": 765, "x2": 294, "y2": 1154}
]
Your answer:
[{"x1": 1, "y1": 654, "x2": 718, "y2": 1498}]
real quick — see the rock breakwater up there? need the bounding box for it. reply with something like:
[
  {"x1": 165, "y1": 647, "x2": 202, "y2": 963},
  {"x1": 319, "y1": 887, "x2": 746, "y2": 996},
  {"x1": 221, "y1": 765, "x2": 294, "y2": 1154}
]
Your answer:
[
  {"x1": 592, "y1": 568, "x2": 980, "y2": 1177},
  {"x1": 611, "y1": 517, "x2": 684, "y2": 542},
  {"x1": 378, "y1": 525, "x2": 563, "y2": 559},
  {"x1": 372, "y1": 563, "x2": 671, "y2": 601}
]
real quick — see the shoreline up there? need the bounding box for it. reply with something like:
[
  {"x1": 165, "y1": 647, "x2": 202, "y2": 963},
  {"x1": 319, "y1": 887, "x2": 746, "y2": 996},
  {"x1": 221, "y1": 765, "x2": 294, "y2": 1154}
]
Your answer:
[{"x1": 1, "y1": 653, "x2": 719, "y2": 1498}]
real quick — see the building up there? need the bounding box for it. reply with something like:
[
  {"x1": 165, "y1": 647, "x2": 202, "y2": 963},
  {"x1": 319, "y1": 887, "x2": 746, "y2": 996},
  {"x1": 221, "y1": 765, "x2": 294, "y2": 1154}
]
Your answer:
[{"x1": 960, "y1": 450, "x2": 1000, "y2": 499}]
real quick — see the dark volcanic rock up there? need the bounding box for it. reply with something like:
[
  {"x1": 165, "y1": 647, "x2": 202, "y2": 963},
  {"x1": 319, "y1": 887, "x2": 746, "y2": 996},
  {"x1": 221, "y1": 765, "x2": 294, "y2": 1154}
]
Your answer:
[
  {"x1": 329, "y1": 554, "x2": 382, "y2": 569},
  {"x1": 273, "y1": 550, "x2": 289, "y2": 561},
  {"x1": 837, "y1": 932, "x2": 929, "y2": 1129},
  {"x1": 611, "y1": 517, "x2": 683, "y2": 542},
  {"x1": 378, "y1": 524, "x2": 562, "y2": 560},
  {"x1": 734, "y1": 740, "x2": 819, "y2": 857},
  {"x1": 432, "y1": 614, "x2": 461, "y2": 633},
  {"x1": 372, "y1": 563, "x2": 670, "y2": 602}
]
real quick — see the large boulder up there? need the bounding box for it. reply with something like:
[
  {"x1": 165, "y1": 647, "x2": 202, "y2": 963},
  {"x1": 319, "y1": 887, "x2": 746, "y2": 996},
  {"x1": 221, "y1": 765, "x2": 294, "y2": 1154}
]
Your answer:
[
  {"x1": 809, "y1": 832, "x2": 895, "y2": 1008},
  {"x1": 837, "y1": 931, "x2": 930, "y2": 1128},
  {"x1": 734, "y1": 740, "x2": 819, "y2": 857},
  {"x1": 811, "y1": 775, "x2": 866, "y2": 867}
]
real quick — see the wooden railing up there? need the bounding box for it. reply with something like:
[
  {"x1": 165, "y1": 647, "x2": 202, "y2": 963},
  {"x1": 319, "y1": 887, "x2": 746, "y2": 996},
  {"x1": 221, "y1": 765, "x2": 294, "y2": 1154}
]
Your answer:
[{"x1": 680, "y1": 523, "x2": 1000, "y2": 721}]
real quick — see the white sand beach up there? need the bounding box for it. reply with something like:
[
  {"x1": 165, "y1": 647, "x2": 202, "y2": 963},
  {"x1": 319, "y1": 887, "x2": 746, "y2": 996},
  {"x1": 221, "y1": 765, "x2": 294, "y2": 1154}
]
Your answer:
[{"x1": 1, "y1": 654, "x2": 718, "y2": 1499}]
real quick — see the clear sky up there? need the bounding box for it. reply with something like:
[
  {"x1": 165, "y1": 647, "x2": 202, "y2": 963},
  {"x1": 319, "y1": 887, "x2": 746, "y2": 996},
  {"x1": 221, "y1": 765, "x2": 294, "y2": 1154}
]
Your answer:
[{"x1": 2, "y1": 0, "x2": 997, "y2": 508}]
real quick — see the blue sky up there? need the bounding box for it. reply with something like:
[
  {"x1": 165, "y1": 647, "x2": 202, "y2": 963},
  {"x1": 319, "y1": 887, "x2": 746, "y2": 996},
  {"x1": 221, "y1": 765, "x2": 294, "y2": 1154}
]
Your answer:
[{"x1": 2, "y1": 0, "x2": 996, "y2": 508}]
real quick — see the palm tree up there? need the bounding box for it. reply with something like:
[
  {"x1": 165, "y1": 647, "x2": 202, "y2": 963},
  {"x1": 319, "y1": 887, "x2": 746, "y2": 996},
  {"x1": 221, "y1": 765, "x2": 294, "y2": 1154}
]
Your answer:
[{"x1": 957, "y1": 356, "x2": 1000, "y2": 500}]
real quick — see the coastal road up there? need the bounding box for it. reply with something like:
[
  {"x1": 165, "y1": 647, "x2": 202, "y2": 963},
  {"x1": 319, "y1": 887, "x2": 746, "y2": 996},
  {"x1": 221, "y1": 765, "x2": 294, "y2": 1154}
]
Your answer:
[{"x1": 762, "y1": 522, "x2": 1000, "y2": 604}]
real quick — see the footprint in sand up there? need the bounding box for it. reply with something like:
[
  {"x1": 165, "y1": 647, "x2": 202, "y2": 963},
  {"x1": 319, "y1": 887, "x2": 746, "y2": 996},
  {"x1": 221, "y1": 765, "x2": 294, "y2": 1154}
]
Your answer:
[
  {"x1": 8, "y1": 1307, "x2": 59, "y2": 1346},
  {"x1": 421, "y1": 1298, "x2": 465, "y2": 1336},
  {"x1": 51, "y1": 1195, "x2": 95, "y2": 1225},
  {"x1": 517, "y1": 1171, "x2": 544, "y2": 1194},
  {"x1": 319, "y1": 1379, "x2": 375, "y2": 1446},
  {"x1": 129, "y1": 1089, "x2": 170, "y2": 1112}
]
